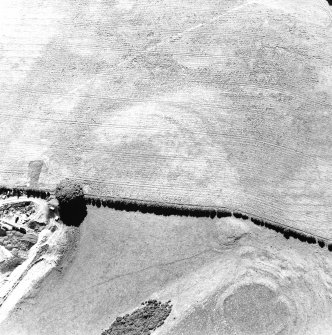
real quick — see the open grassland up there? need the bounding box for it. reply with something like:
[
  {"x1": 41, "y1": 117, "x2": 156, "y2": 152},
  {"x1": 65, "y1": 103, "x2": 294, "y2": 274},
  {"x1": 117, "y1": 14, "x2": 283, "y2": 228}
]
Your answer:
[
  {"x1": 0, "y1": 0, "x2": 331, "y2": 237},
  {"x1": 1, "y1": 206, "x2": 332, "y2": 335}
]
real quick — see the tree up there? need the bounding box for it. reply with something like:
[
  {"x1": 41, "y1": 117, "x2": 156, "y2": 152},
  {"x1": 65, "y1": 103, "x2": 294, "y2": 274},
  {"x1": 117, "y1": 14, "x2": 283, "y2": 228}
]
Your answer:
[{"x1": 55, "y1": 179, "x2": 87, "y2": 226}]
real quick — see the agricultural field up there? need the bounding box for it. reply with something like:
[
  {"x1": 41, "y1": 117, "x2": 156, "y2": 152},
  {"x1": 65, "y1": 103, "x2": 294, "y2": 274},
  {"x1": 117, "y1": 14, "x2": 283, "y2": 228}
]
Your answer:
[
  {"x1": 1, "y1": 206, "x2": 332, "y2": 335},
  {"x1": 0, "y1": 0, "x2": 332, "y2": 334},
  {"x1": 0, "y1": 0, "x2": 331, "y2": 236}
]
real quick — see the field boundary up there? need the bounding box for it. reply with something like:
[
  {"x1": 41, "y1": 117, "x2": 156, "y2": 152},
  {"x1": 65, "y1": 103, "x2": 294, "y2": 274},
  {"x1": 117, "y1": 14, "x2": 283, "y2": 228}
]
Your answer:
[
  {"x1": 84, "y1": 193, "x2": 332, "y2": 249},
  {"x1": 1, "y1": 185, "x2": 331, "y2": 250}
]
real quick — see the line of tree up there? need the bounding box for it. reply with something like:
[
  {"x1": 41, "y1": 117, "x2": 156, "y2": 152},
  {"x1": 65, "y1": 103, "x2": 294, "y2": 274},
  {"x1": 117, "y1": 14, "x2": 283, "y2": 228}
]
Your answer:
[
  {"x1": 0, "y1": 186, "x2": 51, "y2": 199},
  {"x1": 1, "y1": 186, "x2": 331, "y2": 252},
  {"x1": 85, "y1": 195, "x2": 332, "y2": 252},
  {"x1": 85, "y1": 196, "x2": 234, "y2": 219},
  {"x1": 250, "y1": 216, "x2": 331, "y2": 249}
]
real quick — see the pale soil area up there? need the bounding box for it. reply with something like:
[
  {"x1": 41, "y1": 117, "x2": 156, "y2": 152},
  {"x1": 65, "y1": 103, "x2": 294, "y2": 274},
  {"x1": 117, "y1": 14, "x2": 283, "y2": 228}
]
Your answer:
[
  {"x1": 0, "y1": 224, "x2": 70, "y2": 323},
  {"x1": 0, "y1": 197, "x2": 47, "y2": 286},
  {"x1": 0, "y1": 0, "x2": 331, "y2": 235},
  {"x1": 0, "y1": 206, "x2": 332, "y2": 335},
  {"x1": 0, "y1": 196, "x2": 79, "y2": 328}
]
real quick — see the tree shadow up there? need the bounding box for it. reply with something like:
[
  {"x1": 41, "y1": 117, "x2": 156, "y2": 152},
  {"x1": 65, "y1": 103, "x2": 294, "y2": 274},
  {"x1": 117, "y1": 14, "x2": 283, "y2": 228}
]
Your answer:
[{"x1": 58, "y1": 198, "x2": 87, "y2": 227}]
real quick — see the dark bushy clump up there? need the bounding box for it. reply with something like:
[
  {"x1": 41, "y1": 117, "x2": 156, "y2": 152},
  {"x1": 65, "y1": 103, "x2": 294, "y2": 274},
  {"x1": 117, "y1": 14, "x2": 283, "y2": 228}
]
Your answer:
[
  {"x1": 283, "y1": 229, "x2": 290, "y2": 239},
  {"x1": 55, "y1": 179, "x2": 87, "y2": 226},
  {"x1": 294, "y1": 231, "x2": 307, "y2": 242},
  {"x1": 217, "y1": 210, "x2": 232, "y2": 218},
  {"x1": 101, "y1": 300, "x2": 172, "y2": 335},
  {"x1": 232, "y1": 212, "x2": 242, "y2": 219},
  {"x1": 264, "y1": 222, "x2": 273, "y2": 230},
  {"x1": 209, "y1": 208, "x2": 216, "y2": 219},
  {"x1": 251, "y1": 218, "x2": 260, "y2": 226},
  {"x1": 160, "y1": 204, "x2": 170, "y2": 216},
  {"x1": 106, "y1": 199, "x2": 113, "y2": 208},
  {"x1": 306, "y1": 235, "x2": 316, "y2": 244},
  {"x1": 251, "y1": 218, "x2": 264, "y2": 226},
  {"x1": 270, "y1": 224, "x2": 283, "y2": 234},
  {"x1": 55, "y1": 180, "x2": 84, "y2": 204},
  {"x1": 318, "y1": 239, "x2": 325, "y2": 248}
]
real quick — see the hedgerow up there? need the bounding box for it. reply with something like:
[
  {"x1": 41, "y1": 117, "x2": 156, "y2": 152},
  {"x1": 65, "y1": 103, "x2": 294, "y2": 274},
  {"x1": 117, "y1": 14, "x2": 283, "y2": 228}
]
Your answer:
[
  {"x1": 82, "y1": 194, "x2": 330, "y2": 251},
  {"x1": 0, "y1": 186, "x2": 51, "y2": 199},
  {"x1": 1, "y1": 185, "x2": 329, "y2": 252}
]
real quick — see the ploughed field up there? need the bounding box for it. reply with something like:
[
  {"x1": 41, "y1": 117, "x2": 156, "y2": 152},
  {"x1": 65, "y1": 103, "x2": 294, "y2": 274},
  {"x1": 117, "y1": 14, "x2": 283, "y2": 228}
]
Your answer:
[
  {"x1": 1, "y1": 206, "x2": 332, "y2": 335},
  {"x1": 0, "y1": 0, "x2": 331, "y2": 237}
]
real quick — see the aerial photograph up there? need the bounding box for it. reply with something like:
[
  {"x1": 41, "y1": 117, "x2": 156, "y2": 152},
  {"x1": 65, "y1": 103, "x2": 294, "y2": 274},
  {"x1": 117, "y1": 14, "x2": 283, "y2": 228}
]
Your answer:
[{"x1": 0, "y1": 0, "x2": 331, "y2": 334}]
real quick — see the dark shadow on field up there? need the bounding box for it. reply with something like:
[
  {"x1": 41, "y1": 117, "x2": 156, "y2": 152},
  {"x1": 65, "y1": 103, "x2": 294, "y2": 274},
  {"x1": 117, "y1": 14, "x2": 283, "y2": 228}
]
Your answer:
[{"x1": 59, "y1": 198, "x2": 87, "y2": 227}]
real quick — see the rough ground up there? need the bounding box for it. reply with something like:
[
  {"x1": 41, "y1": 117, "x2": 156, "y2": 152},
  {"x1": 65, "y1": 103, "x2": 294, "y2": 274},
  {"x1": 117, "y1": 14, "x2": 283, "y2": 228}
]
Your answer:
[
  {"x1": 1, "y1": 206, "x2": 332, "y2": 335},
  {"x1": 0, "y1": 0, "x2": 331, "y2": 236},
  {"x1": 0, "y1": 197, "x2": 47, "y2": 284},
  {"x1": 101, "y1": 300, "x2": 172, "y2": 335}
]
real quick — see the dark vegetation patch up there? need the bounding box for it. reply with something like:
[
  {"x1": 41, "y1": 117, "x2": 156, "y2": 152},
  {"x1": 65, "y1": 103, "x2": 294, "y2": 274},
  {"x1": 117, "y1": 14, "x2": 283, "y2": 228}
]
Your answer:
[
  {"x1": 233, "y1": 212, "x2": 242, "y2": 219},
  {"x1": 318, "y1": 239, "x2": 325, "y2": 248},
  {"x1": 55, "y1": 179, "x2": 87, "y2": 227},
  {"x1": 101, "y1": 300, "x2": 172, "y2": 335},
  {"x1": 233, "y1": 212, "x2": 249, "y2": 220}
]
